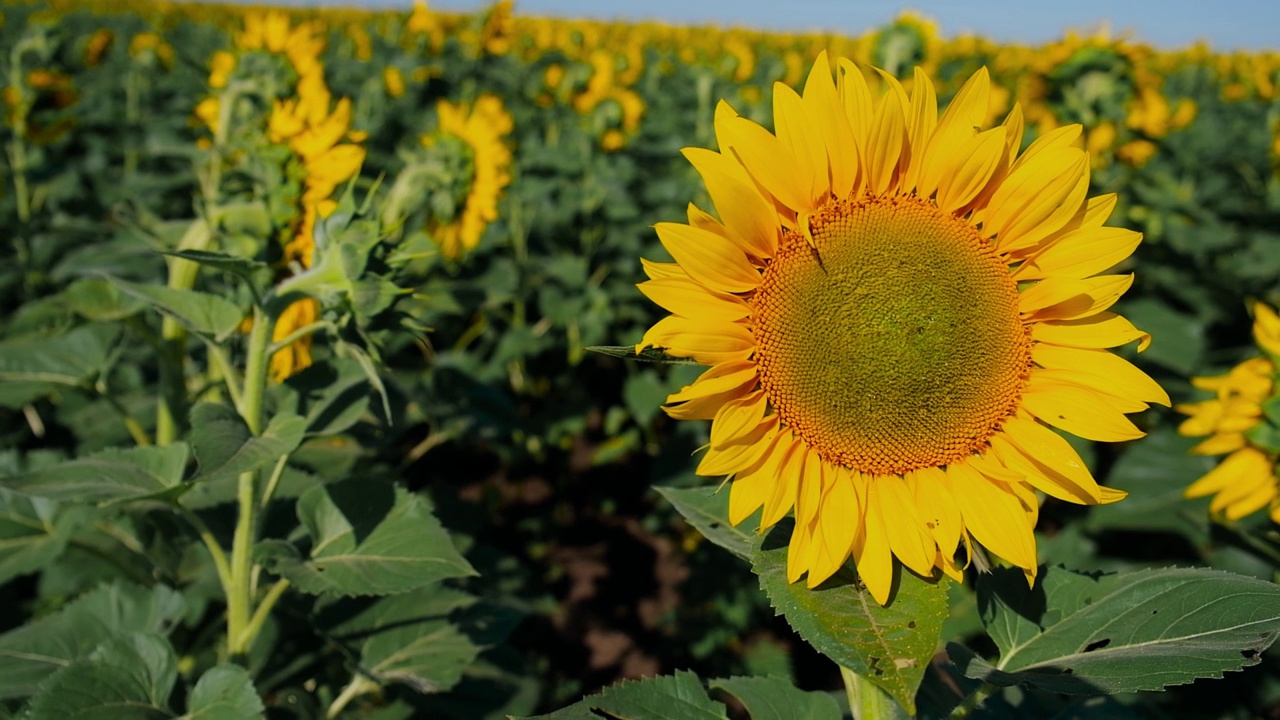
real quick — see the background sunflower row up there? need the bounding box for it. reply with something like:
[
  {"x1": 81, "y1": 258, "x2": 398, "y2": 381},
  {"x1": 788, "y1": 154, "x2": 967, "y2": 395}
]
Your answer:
[{"x1": 4, "y1": 0, "x2": 1280, "y2": 717}]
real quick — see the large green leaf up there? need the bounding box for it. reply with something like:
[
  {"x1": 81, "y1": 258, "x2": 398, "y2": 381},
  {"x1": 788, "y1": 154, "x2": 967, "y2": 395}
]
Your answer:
[
  {"x1": 261, "y1": 482, "x2": 476, "y2": 596},
  {"x1": 109, "y1": 278, "x2": 243, "y2": 341},
  {"x1": 0, "y1": 324, "x2": 118, "y2": 388},
  {"x1": 954, "y1": 565, "x2": 1280, "y2": 694},
  {"x1": 655, "y1": 485, "x2": 753, "y2": 561},
  {"x1": 0, "y1": 487, "x2": 88, "y2": 583},
  {"x1": 272, "y1": 360, "x2": 373, "y2": 437},
  {"x1": 0, "y1": 581, "x2": 185, "y2": 698},
  {"x1": 752, "y1": 520, "x2": 948, "y2": 715},
  {"x1": 187, "y1": 403, "x2": 306, "y2": 492},
  {"x1": 1, "y1": 443, "x2": 190, "y2": 503},
  {"x1": 520, "y1": 671, "x2": 727, "y2": 719},
  {"x1": 63, "y1": 278, "x2": 146, "y2": 322},
  {"x1": 327, "y1": 586, "x2": 481, "y2": 694},
  {"x1": 708, "y1": 676, "x2": 841, "y2": 720},
  {"x1": 182, "y1": 665, "x2": 265, "y2": 720},
  {"x1": 25, "y1": 633, "x2": 178, "y2": 719}
]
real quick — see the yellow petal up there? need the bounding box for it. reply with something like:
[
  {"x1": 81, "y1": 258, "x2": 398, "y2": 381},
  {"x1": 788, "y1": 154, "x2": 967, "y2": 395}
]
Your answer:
[
  {"x1": 1254, "y1": 302, "x2": 1280, "y2": 357},
  {"x1": 1191, "y1": 433, "x2": 1246, "y2": 455},
  {"x1": 654, "y1": 222, "x2": 761, "y2": 293},
  {"x1": 918, "y1": 67, "x2": 988, "y2": 198},
  {"x1": 875, "y1": 474, "x2": 937, "y2": 577},
  {"x1": 637, "y1": 277, "x2": 750, "y2": 323},
  {"x1": 663, "y1": 360, "x2": 757, "y2": 420},
  {"x1": 1185, "y1": 447, "x2": 1270, "y2": 499},
  {"x1": 866, "y1": 88, "x2": 906, "y2": 196},
  {"x1": 774, "y1": 82, "x2": 828, "y2": 206},
  {"x1": 638, "y1": 315, "x2": 754, "y2": 365},
  {"x1": 698, "y1": 415, "x2": 779, "y2": 476},
  {"x1": 1016, "y1": 227, "x2": 1142, "y2": 281},
  {"x1": 1030, "y1": 312, "x2": 1151, "y2": 352},
  {"x1": 1032, "y1": 343, "x2": 1170, "y2": 407},
  {"x1": 729, "y1": 430, "x2": 793, "y2": 524},
  {"x1": 902, "y1": 66, "x2": 938, "y2": 193},
  {"x1": 836, "y1": 58, "x2": 873, "y2": 150},
  {"x1": 709, "y1": 391, "x2": 768, "y2": 450},
  {"x1": 760, "y1": 435, "x2": 805, "y2": 529},
  {"x1": 935, "y1": 128, "x2": 1006, "y2": 214},
  {"x1": 803, "y1": 51, "x2": 861, "y2": 199},
  {"x1": 787, "y1": 516, "x2": 816, "y2": 583},
  {"x1": 998, "y1": 415, "x2": 1103, "y2": 502},
  {"x1": 640, "y1": 258, "x2": 686, "y2": 280},
  {"x1": 910, "y1": 466, "x2": 962, "y2": 560},
  {"x1": 794, "y1": 451, "x2": 826, "y2": 532},
  {"x1": 718, "y1": 115, "x2": 811, "y2": 213},
  {"x1": 1020, "y1": 375, "x2": 1146, "y2": 442},
  {"x1": 948, "y1": 460, "x2": 1038, "y2": 571},
  {"x1": 682, "y1": 148, "x2": 779, "y2": 260},
  {"x1": 989, "y1": 148, "x2": 1090, "y2": 252},
  {"x1": 1019, "y1": 274, "x2": 1133, "y2": 321},
  {"x1": 852, "y1": 475, "x2": 894, "y2": 604},
  {"x1": 806, "y1": 464, "x2": 860, "y2": 587}
]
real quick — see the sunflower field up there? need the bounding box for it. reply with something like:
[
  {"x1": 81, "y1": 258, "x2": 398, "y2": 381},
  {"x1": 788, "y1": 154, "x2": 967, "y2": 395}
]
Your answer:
[{"x1": 3, "y1": 0, "x2": 1280, "y2": 717}]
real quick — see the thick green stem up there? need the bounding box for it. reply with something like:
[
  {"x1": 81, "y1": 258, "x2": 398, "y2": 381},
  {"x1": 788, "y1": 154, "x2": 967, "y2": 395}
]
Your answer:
[
  {"x1": 225, "y1": 307, "x2": 275, "y2": 659},
  {"x1": 327, "y1": 675, "x2": 378, "y2": 719},
  {"x1": 155, "y1": 220, "x2": 213, "y2": 445},
  {"x1": 840, "y1": 666, "x2": 909, "y2": 720},
  {"x1": 948, "y1": 681, "x2": 998, "y2": 719}
]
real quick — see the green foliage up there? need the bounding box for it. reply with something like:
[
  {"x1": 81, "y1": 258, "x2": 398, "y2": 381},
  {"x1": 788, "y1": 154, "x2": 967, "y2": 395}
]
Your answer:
[{"x1": 953, "y1": 566, "x2": 1280, "y2": 694}]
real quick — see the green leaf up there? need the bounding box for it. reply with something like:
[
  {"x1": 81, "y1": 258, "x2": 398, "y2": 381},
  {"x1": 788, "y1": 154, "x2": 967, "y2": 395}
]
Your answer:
[
  {"x1": 273, "y1": 360, "x2": 372, "y2": 437},
  {"x1": 0, "y1": 581, "x2": 185, "y2": 699},
  {"x1": 261, "y1": 482, "x2": 476, "y2": 596},
  {"x1": 63, "y1": 279, "x2": 146, "y2": 321},
  {"x1": 519, "y1": 671, "x2": 727, "y2": 719},
  {"x1": 585, "y1": 345, "x2": 701, "y2": 364},
  {"x1": 182, "y1": 665, "x2": 265, "y2": 720},
  {"x1": 162, "y1": 250, "x2": 267, "y2": 276},
  {"x1": 709, "y1": 676, "x2": 841, "y2": 720},
  {"x1": 752, "y1": 520, "x2": 948, "y2": 715},
  {"x1": 187, "y1": 404, "x2": 305, "y2": 492},
  {"x1": 0, "y1": 324, "x2": 118, "y2": 387},
  {"x1": 109, "y1": 278, "x2": 243, "y2": 341},
  {"x1": 1, "y1": 443, "x2": 190, "y2": 503},
  {"x1": 961, "y1": 565, "x2": 1280, "y2": 694},
  {"x1": 26, "y1": 633, "x2": 177, "y2": 719},
  {"x1": 0, "y1": 488, "x2": 88, "y2": 583},
  {"x1": 328, "y1": 586, "x2": 481, "y2": 694},
  {"x1": 1086, "y1": 426, "x2": 1214, "y2": 534},
  {"x1": 655, "y1": 485, "x2": 753, "y2": 561}
]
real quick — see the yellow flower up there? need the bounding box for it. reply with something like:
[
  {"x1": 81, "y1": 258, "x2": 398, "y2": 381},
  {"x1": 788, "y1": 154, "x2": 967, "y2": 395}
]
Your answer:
[
  {"x1": 384, "y1": 66, "x2": 406, "y2": 98},
  {"x1": 427, "y1": 95, "x2": 514, "y2": 259},
  {"x1": 481, "y1": 0, "x2": 514, "y2": 55},
  {"x1": 84, "y1": 29, "x2": 114, "y2": 67},
  {"x1": 209, "y1": 51, "x2": 236, "y2": 90},
  {"x1": 1117, "y1": 139, "x2": 1158, "y2": 167},
  {"x1": 270, "y1": 298, "x2": 320, "y2": 382},
  {"x1": 1178, "y1": 303, "x2": 1280, "y2": 523},
  {"x1": 406, "y1": 0, "x2": 445, "y2": 50},
  {"x1": 637, "y1": 55, "x2": 1164, "y2": 604},
  {"x1": 128, "y1": 33, "x2": 173, "y2": 66}
]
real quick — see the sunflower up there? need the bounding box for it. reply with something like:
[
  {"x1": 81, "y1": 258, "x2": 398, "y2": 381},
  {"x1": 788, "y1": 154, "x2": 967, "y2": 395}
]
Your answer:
[
  {"x1": 427, "y1": 95, "x2": 513, "y2": 259},
  {"x1": 1177, "y1": 302, "x2": 1280, "y2": 523},
  {"x1": 637, "y1": 54, "x2": 1166, "y2": 604}
]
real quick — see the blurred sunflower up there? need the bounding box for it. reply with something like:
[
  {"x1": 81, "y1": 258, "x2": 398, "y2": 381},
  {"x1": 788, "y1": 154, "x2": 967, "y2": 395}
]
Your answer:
[
  {"x1": 638, "y1": 53, "x2": 1165, "y2": 604},
  {"x1": 1177, "y1": 303, "x2": 1280, "y2": 523},
  {"x1": 426, "y1": 95, "x2": 513, "y2": 259}
]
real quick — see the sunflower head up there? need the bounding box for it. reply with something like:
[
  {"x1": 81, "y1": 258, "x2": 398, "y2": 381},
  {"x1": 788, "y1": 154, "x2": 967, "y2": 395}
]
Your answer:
[
  {"x1": 638, "y1": 53, "x2": 1167, "y2": 604},
  {"x1": 1177, "y1": 302, "x2": 1280, "y2": 523}
]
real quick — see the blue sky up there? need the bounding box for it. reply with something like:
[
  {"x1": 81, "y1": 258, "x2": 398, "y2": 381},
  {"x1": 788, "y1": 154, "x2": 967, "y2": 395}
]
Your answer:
[{"x1": 410, "y1": 0, "x2": 1277, "y2": 51}]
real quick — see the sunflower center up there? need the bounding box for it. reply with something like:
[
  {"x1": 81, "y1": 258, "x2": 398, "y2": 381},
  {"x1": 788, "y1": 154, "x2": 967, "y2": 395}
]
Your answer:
[{"x1": 752, "y1": 195, "x2": 1030, "y2": 476}]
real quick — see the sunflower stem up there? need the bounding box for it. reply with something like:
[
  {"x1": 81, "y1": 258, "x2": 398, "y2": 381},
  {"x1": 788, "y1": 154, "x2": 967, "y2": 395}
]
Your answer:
[
  {"x1": 840, "y1": 666, "x2": 909, "y2": 720},
  {"x1": 947, "y1": 681, "x2": 998, "y2": 719}
]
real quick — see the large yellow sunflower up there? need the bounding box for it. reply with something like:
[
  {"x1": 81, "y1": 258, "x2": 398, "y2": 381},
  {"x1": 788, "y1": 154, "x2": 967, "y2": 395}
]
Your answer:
[
  {"x1": 1177, "y1": 302, "x2": 1280, "y2": 523},
  {"x1": 637, "y1": 54, "x2": 1167, "y2": 604}
]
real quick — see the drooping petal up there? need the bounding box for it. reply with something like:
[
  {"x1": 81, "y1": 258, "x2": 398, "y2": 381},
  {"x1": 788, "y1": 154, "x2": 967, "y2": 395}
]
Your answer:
[
  {"x1": 852, "y1": 474, "x2": 894, "y2": 604},
  {"x1": 806, "y1": 463, "x2": 861, "y2": 586},
  {"x1": 663, "y1": 360, "x2": 757, "y2": 420},
  {"x1": 948, "y1": 460, "x2": 1038, "y2": 574},
  {"x1": 875, "y1": 474, "x2": 937, "y2": 577},
  {"x1": 999, "y1": 414, "x2": 1103, "y2": 502}
]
